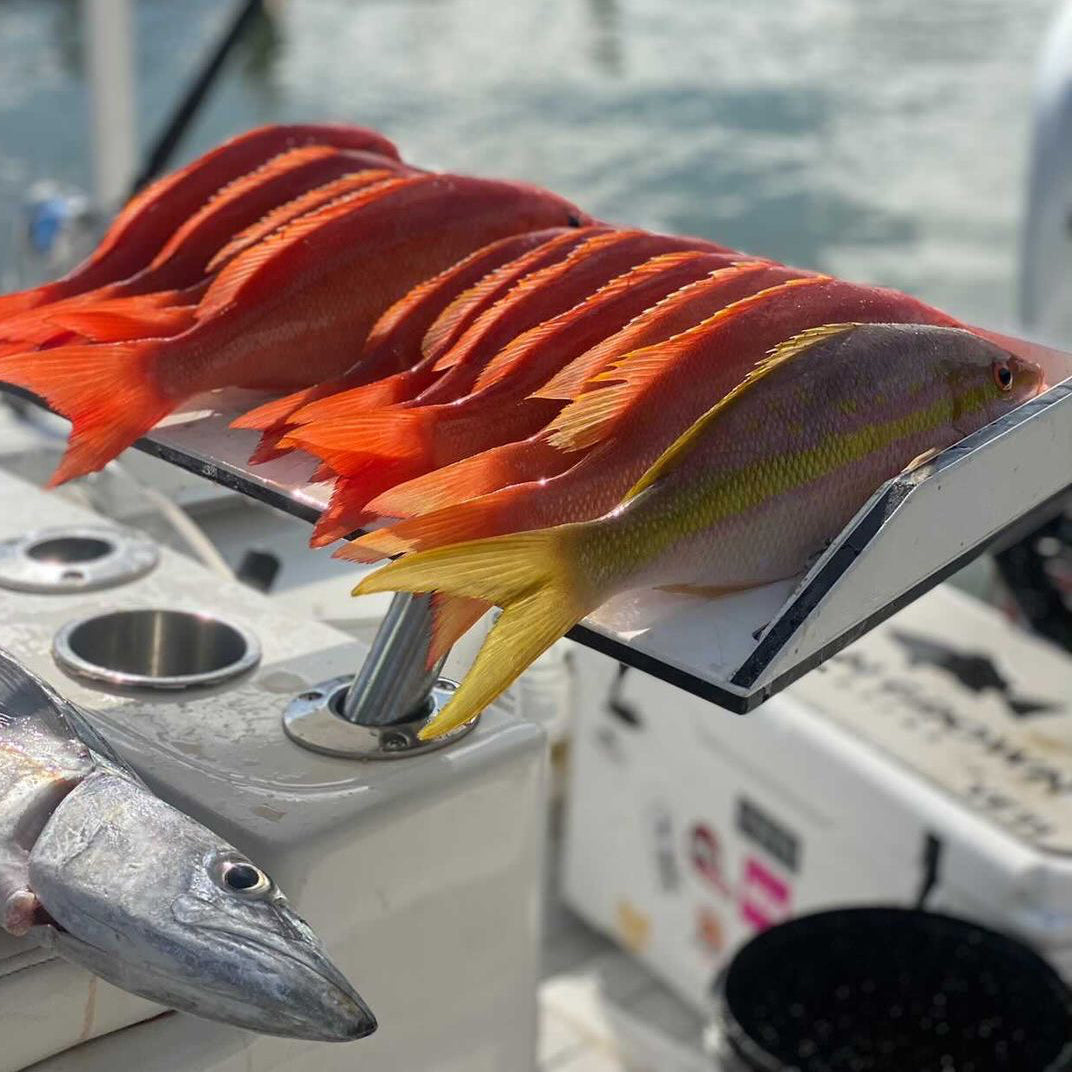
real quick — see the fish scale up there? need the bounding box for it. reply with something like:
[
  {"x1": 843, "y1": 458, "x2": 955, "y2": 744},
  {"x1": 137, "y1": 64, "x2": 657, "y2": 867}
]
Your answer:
[
  {"x1": 230, "y1": 225, "x2": 580, "y2": 445},
  {"x1": 251, "y1": 224, "x2": 614, "y2": 483},
  {"x1": 288, "y1": 248, "x2": 747, "y2": 482},
  {"x1": 353, "y1": 260, "x2": 813, "y2": 548},
  {"x1": 0, "y1": 152, "x2": 411, "y2": 354},
  {"x1": 289, "y1": 248, "x2": 759, "y2": 546},
  {"x1": 420, "y1": 225, "x2": 611, "y2": 366},
  {"x1": 417, "y1": 228, "x2": 735, "y2": 403}
]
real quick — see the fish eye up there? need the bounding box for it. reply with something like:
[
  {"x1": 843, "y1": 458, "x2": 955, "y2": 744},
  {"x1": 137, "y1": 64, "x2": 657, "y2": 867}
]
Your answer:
[
  {"x1": 212, "y1": 855, "x2": 273, "y2": 898},
  {"x1": 992, "y1": 361, "x2": 1013, "y2": 391},
  {"x1": 224, "y1": 863, "x2": 265, "y2": 891}
]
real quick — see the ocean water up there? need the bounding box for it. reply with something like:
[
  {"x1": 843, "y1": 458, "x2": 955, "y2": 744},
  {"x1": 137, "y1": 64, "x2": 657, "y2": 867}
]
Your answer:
[{"x1": 0, "y1": 0, "x2": 1059, "y2": 329}]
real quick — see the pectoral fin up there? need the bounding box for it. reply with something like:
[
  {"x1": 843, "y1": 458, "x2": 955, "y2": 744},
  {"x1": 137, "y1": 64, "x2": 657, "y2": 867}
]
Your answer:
[{"x1": 900, "y1": 446, "x2": 943, "y2": 486}]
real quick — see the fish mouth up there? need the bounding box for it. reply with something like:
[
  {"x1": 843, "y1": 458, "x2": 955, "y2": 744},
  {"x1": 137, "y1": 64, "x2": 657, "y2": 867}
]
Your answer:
[
  {"x1": 43, "y1": 921, "x2": 376, "y2": 1042},
  {"x1": 203, "y1": 927, "x2": 377, "y2": 1041},
  {"x1": 1010, "y1": 354, "x2": 1046, "y2": 396}
]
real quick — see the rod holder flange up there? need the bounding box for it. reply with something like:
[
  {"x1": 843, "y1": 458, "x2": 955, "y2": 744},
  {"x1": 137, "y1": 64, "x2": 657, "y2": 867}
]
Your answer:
[{"x1": 282, "y1": 675, "x2": 478, "y2": 759}]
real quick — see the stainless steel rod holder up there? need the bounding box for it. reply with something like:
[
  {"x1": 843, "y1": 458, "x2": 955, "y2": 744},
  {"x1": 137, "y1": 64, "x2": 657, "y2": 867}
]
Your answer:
[
  {"x1": 282, "y1": 593, "x2": 481, "y2": 758},
  {"x1": 340, "y1": 592, "x2": 444, "y2": 727}
]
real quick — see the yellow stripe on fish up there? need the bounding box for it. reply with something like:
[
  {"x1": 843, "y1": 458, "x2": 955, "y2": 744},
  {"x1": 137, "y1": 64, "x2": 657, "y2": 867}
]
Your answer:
[{"x1": 624, "y1": 323, "x2": 858, "y2": 501}]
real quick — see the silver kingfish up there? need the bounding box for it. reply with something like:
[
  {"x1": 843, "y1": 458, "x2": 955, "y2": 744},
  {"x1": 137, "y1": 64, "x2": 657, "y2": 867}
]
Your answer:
[{"x1": 0, "y1": 648, "x2": 375, "y2": 1042}]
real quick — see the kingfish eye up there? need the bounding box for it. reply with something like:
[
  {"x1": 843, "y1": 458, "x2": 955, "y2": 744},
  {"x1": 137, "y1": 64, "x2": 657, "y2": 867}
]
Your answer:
[
  {"x1": 567, "y1": 213, "x2": 582, "y2": 227},
  {"x1": 213, "y1": 856, "x2": 273, "y2": 898},
  {"x1": 993, "y1": 361, "x2": 1013, "y2": 391},
  {"x1": 224, "y1": 863, "x2": 264, "y2": 890}
]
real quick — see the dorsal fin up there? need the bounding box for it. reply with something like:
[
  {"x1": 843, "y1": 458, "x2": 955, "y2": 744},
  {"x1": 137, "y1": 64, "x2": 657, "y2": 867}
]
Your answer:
[
  {"x1": 103, "y1": 123, "x2": 396, "y2": 258},
  {"x1": 420, "y1": 265, "x2": 524, "y2": 363},
  {"x1": 535, "y1": 261, "x2": 769, "y2": 400},
  {"x1": 97, "y1": 164, "x2": 189, "y2": 258},
  {"x1": 365, "y1": 250, "x2": 486, "y2": 351},
  {"x1": 206, "y1": 167, "x2": 398, "y2": 273},
  {"x1": 760, "y1": 321, "x2": 861, "y2": 368},
  {"x1": 149, "y1": 145, "x2": 340, "y2": 269},
  {"x1": 199, "y1": 174, "x2": 417, "y2": 315},
  {"x1": 290, "y1": 366, "x2": 430, "y2": 423},
  {"x1": 43, "y1": 296, "x2": 196, "y2": 342},
  {"x1": 432, "y1": 229, "x2": 643, "y2": 373},
  {"x1": 623, "y1": 323, "x2": 857, "y2": 501},
  {"x1": 473, "y1": 250, "x2": 716, "y2": 391},
  {"x1": 422, "y1": 226, "x2": 610, "y2": 364},
  {"x1": 544, "y1": 275, "x2": 830, "y2": 452},
  {"x1": 361, "y1": 228, "x2": 546, "y2": 355}
]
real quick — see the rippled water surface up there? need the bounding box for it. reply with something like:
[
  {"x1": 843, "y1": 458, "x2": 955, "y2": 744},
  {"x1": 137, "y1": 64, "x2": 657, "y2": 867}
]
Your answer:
[{"x1": 0, "y1": 0, "x2": 1058, "y2": 327}]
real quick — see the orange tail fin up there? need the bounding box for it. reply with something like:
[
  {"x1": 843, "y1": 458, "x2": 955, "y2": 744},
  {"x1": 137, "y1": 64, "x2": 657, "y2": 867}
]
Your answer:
[
  {"x1": 233, "y1": 364, "x2": 437, "y2": 435},
  {"x1": 312, "y1": 511, "x2": 367, "y2": 548},
  {"x1": 310, "y1": 461, "x2": 337, "y2": 483},
  {"x1": 230, "y1": 385, "x2": 323, "y2": 431},
  {"x1": 365, "y1": 436, "x2": 571, "y2": 521},
  {"x1": 309, "y1": 461, "x2": 422, "y2": 546},
  {"x1": 0, "y1": 287, "x2": 195, "y2": 346},
  {"x1": 0, "y1": 285, "x2": 114, "y2": 340},
  {"x1": 283, "y1": 408, "x2": 436, "y2": 472},
  {"x1": 40, "y1": 299, "x2": 197, "y2": 343},
  {"x1": 0, "y1": 336, "x2": 74, "y2": 359},
  {"x1": 0, "y1": 287, "x2": 55, "y2": 322},
  {"x1": 247, "y1": 427, "x2": 296, "y2": 466},
  {"x1": 0, "y1": 343, "x2": 170, "y2": 485},
  {"x1": 290, "y1": 367, "x2": 440, "y2": 426},
  {"x1": 428, "y1": 594, "x2": 490, "y2": 667},
  {"x1": 338, "y1": 489, "x2": 520, "y2": 563}
]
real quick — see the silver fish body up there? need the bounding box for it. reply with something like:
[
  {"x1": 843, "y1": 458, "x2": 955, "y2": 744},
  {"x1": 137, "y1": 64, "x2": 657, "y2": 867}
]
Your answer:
[{"x1": 0, "y1": 649, "x2": 375, "y2": 1042}]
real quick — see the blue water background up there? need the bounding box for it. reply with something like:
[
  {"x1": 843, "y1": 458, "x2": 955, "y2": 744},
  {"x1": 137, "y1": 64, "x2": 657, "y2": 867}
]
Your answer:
[{"x1": 0, "y1": 0, "x2": 1059, "y2": 329}]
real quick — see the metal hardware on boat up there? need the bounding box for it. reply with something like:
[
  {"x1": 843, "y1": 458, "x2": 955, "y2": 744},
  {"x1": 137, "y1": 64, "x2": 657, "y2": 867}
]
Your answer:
[
  {"x1": 282, "y1": 673, "x2": 477, "y2": 759},
  {"x1": 341, "y1": 592, "x2": 445, "y2": 726},
  {"x1": 283, "y1": 593, "x2": 480, "y2": 758},
  {"x1": 53, "y1": 608, "x2": 261, "y2": 690},
  {"x1": 0, "y1": 524, "x2": 158, "y2": 593}
]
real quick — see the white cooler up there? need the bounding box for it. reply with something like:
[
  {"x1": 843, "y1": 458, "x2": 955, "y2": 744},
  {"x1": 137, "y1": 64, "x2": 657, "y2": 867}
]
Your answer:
[{"x1": 562, "y1": 583, "x2": 1072, "y2": 1014}]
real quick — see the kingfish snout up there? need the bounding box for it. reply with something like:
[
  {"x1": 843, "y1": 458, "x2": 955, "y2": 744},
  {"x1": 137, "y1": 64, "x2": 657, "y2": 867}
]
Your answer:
[
  {"x1": 280, "y1": 936, "x2": 377, "y2": 1041},
  {"x1": 300, "y1": 971, "x2": 378, "y2": 1042}
]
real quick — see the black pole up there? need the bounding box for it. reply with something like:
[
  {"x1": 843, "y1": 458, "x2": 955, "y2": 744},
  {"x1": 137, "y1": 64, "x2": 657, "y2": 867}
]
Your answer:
[
  {"x1": 127, "y1": 0, "x2": 265, "y2": 198},
  {"x1": 993, "y1": 508, "x2": 1072, "y2": 651}
]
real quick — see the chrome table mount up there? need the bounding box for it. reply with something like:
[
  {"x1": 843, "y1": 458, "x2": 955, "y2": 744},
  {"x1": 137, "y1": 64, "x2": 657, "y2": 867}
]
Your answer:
[
  {"x1": 282, "y1": 592, "x2": 480, "y2": 759},
  {"x1": 0, "y1": 524, "x2": 158, "y2": 593}
]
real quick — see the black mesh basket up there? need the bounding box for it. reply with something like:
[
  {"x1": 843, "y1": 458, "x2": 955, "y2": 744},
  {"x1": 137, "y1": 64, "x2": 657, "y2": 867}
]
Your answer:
[{"x1": 707, "y1": 907, "x2": 1072, "y2": 1072}]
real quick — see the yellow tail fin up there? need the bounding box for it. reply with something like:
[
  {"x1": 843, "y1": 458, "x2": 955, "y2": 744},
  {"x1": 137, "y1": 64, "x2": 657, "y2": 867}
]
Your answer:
[{"x1": 351, "y1": 528, "x2": 592, "y2": 738}]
